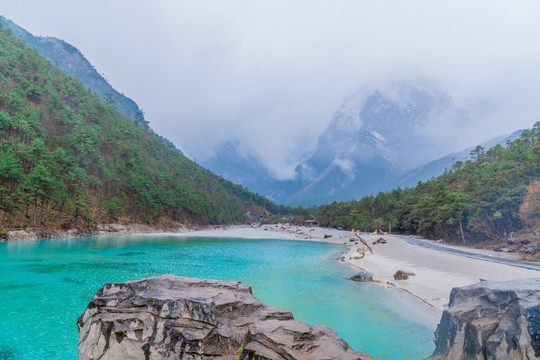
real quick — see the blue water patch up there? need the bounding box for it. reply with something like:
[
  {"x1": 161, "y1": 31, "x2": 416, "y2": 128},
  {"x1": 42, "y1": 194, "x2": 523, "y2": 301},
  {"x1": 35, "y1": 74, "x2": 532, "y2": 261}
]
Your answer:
[{"x1": 0, "y1": 236, "x2": 436, "y2": 359}]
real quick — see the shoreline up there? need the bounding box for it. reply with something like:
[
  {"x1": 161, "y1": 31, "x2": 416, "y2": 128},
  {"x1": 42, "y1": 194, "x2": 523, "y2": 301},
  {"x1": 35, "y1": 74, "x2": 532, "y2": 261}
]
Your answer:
[
  {"x1": 148, "y1": 224, "x2": 540, "y2": 313},
  {"x1": 342, "y1": 232, "x2": 540, "y2": 311},
  {"x1": 5, "y1": 223, "x2": 539, "y2": 314},
  {"x1": 2, "y1": 223, "x2": 188, "y2": 241}
]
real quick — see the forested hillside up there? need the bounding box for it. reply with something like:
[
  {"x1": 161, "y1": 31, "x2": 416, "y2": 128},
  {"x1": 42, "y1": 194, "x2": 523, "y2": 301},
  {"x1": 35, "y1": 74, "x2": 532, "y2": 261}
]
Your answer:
[
  {"x1": 0, "y1": 26, "x2": 275, "y2": 229},
  {"x1": 314, "y1": 124, "x2": 540, "y2": 244},
  {"x1": 0, "y1": 16, "x2": 143, "y2": 122}
]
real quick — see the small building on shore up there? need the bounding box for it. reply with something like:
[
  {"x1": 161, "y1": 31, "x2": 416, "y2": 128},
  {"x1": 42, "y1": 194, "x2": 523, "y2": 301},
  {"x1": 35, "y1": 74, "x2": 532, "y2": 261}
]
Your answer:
[{"x1": 304, "y1": 219, "x2": 319, "y2": 228}]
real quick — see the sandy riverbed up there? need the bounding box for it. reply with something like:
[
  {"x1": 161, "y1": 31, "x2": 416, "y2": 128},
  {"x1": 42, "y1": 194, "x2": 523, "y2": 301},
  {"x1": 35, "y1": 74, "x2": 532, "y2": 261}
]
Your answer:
[{"x1": 150, "y1": 224, "x2": 539, "y2": 313}]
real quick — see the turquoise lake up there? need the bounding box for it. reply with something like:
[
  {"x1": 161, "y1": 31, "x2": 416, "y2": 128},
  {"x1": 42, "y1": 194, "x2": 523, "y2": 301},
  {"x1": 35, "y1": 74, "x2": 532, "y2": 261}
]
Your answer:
[{"x1": 0, "y1": 236, "x2": 437, "y2": 359}]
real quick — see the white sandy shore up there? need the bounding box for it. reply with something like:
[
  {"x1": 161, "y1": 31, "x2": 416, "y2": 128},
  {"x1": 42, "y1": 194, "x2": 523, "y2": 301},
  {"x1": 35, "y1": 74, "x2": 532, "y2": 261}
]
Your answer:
[{"x1": 148, "y1": 224, "x2": 539, "y2": 313}]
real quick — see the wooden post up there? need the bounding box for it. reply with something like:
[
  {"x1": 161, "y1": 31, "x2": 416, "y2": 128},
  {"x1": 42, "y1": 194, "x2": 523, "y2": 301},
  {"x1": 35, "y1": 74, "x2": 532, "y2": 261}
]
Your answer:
[{"x1": 459, "y1": 218, "x2": 466, "y2": 245}]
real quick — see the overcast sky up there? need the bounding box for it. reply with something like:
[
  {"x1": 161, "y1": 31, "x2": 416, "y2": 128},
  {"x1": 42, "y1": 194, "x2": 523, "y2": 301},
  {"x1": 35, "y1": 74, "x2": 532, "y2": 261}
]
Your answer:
[{"x1": 2, "y1": 1, "x2": 540, "y2": 178}]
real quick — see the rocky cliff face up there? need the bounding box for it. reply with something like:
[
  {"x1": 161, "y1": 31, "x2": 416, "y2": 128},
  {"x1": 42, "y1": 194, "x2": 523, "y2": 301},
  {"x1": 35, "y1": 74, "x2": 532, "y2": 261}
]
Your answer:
[
  {"x1": 78, "y1": 274, "x2": 378, "y2": 360},
  {"x1": 427, "y1": 278, "x2": 540, "y2": 360}
]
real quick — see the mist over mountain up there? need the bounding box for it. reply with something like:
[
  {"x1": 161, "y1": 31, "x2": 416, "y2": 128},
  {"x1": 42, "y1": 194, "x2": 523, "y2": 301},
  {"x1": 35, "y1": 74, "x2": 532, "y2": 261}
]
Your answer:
[
  {"x1": 202, "y1": 140, "x2": 278, "y2": 194},
  {"x1": 3, "y1": 2, "x2": 539, "y2": 186},
  {"x1": 203, "y1": 82, "x2": 522, "y2": 206}
]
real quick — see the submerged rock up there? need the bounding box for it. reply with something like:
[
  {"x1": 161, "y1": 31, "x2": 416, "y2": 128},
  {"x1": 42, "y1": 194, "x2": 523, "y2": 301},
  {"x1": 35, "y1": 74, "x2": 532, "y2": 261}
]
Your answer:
[
  {"x1": 78, "y1": 274, "x2": 379, "y2": 360},
  {"x1": 426, "y1": 278, "x2": 540, "y2": 360}
]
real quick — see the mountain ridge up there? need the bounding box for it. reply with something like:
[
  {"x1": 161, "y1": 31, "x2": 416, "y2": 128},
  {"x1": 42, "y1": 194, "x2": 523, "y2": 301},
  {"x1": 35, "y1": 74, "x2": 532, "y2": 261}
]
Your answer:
[
  {"x1": 0, "y1": 16, "x2": 142, "y2": 121},
  {"x1": 0, "y1": 16, "x2": 182, "y2": 154}
]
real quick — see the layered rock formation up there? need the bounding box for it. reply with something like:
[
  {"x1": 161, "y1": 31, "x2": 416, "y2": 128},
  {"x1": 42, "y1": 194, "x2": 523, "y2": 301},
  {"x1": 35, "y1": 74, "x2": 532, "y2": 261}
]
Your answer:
[
  {"x1": 78, "y1": 274, "x2": 378, "y2": 360},
  {"x1": 427, "y1": 278, "x2": 540, "y2": 360}
]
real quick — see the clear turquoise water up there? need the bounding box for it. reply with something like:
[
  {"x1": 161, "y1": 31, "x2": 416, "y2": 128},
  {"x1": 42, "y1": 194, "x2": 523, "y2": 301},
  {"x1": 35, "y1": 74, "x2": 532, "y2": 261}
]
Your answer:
[{"x1": 0, "y1": 236, "x2": 436, "y2": 359}]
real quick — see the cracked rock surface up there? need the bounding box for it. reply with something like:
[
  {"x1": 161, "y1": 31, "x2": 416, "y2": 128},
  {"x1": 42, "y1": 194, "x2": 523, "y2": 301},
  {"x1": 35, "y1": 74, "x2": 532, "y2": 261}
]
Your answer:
[
  {"x1": 426, "y1": 278, "x2": 540, "y2": 360},
  {"x1": 78, "y1": 274, "x2": 379, "y2": 360}
]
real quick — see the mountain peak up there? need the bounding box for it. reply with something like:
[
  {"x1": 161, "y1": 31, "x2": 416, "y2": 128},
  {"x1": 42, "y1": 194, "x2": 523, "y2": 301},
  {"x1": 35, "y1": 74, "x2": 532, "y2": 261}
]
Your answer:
[{"x1": 284, "y1": 82, "x2": 474, "y2": 204}]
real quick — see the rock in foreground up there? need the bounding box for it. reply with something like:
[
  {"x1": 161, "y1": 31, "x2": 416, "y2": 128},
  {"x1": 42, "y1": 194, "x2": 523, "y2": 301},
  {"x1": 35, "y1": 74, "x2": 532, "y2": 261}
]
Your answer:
[
  {"x1": 427, "y1": 278, "x2": 540, "y2": 360},
  {"x1": 78, "y1": 274, "x2": 378, "y2": 360}
]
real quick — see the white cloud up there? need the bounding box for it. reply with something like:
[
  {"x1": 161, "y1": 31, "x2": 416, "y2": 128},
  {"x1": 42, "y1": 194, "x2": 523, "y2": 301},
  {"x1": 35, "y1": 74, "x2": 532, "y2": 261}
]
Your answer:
[{"x1": 334, "y1": 158, "x2": 356, "y2": 181}]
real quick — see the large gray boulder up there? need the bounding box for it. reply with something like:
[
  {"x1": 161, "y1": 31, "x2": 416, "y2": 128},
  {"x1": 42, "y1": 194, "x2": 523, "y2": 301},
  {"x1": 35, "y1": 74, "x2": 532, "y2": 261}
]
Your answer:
[
  {"x1": 78, "y1": 274, "x2": 379, "y2": 360},
  {"x1": 427, "y1": 278, "x2": 540, "y2": 360}
]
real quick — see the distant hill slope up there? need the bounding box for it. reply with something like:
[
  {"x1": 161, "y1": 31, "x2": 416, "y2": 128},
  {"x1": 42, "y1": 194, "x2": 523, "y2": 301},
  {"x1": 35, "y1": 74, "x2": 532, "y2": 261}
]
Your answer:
[
  {"x1": 202, "y1": 140, "x2": 279, "y2": 196},
  {"x1": 0, "y1": 16, "x2": 181, "y2": 154},
  {"x1": 395, "y1": 130, "x2": 522, "y2": 189},
  {"x1": 0, "y1": 25, "x2": 274, "y2": 229}
]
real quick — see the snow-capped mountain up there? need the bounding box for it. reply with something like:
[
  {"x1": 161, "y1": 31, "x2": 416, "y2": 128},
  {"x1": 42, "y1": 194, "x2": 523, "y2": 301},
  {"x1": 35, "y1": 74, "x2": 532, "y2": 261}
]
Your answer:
[
  {"x1": 203, "y1": 81, "x2": 515, "y2": 206},
  {"x1": 286, "y1": 82, "x2": 472, "y2": 204}
]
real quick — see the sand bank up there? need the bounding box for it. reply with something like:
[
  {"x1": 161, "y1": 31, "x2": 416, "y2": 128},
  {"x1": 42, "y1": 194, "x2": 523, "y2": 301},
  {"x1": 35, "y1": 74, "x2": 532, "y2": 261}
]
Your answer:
[
  {"x1": 342, "y1": 233, "x2": 539, "y2": 311},
  {"x1": 149, "y1": 224, "x2": 539, "y2": 312},
  {"x1": 151, "y1": 224, "x2": 350, "y2": 242}
]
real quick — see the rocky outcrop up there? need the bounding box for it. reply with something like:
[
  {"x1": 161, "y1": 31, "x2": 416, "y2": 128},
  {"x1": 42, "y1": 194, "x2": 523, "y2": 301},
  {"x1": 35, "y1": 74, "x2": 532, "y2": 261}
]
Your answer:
[
  {"x1": 78, "y1": 274, "x2": 379, "y2": 360},
  {"x1": 427, "y1": 278, "x2": 540, "y2": 360},
  {"x1": 393, "y1": 270, "x2": 415, "y2": 280},
  {"x1": 349, "y1": 269, "x2": 373, "y2": 282},
  {"x1": 5, "y1": 229, "x2": 40, "y2": 241},
  {"x1": 3, "y1": 223, "x2": 186, "y2": 241}
]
